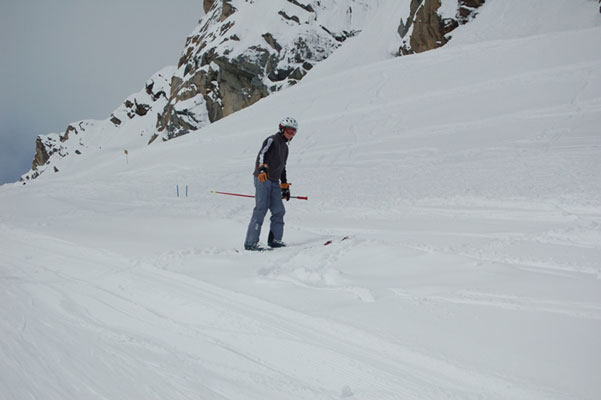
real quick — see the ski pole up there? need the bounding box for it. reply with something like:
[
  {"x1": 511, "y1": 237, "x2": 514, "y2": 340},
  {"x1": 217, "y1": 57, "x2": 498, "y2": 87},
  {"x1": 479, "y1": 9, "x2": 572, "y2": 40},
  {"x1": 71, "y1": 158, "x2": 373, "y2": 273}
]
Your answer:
[{"x1": 211, "y1": 190, "x2": 308, "y2": 200}]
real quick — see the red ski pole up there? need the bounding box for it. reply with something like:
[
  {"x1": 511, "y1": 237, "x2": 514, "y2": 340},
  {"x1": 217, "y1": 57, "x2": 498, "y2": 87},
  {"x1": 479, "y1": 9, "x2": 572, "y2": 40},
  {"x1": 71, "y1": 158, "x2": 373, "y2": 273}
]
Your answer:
[{"x1": 211, "y1": 190, "x2": 308, "y2": 200}]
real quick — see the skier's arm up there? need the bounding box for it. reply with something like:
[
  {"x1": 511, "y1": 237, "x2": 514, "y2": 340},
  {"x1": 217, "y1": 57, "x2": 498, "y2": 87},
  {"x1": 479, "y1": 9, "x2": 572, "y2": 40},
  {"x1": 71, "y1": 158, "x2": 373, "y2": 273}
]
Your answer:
[
  {"x1": 256, "y1": 137, "x2": 273, "y2": 182},
  {"x1": 280, "y1": 167, "x2": 287, "y2": 184},
  {"x1": 258, "y1": 137, "x2": 273, "y2": 166}
]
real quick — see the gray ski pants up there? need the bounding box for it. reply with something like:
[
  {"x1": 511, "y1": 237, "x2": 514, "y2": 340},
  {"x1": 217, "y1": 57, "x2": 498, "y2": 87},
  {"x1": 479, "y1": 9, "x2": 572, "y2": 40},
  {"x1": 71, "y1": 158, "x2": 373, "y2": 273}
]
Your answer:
[{"x1": 244, "y1": 176, "x2": 285, "y2": 246}]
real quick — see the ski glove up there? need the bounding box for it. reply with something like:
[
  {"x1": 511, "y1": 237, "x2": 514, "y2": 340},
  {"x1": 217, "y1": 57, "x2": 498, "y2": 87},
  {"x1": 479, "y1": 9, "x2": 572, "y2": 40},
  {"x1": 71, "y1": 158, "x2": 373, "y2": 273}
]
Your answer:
[
  {"x1": 281, "y1": 182, "x2": 291, "y2": 201},
  {"x1": 257, "y1": 164, "x2": 269, "y2": 183}
]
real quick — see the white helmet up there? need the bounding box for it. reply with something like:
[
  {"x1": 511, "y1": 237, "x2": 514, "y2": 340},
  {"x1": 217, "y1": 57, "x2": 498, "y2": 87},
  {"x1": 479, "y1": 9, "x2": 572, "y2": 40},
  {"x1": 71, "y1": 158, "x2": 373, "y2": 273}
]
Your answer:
[{"x1": 279, "y1": 117, "x2": 298, "y2": 132}]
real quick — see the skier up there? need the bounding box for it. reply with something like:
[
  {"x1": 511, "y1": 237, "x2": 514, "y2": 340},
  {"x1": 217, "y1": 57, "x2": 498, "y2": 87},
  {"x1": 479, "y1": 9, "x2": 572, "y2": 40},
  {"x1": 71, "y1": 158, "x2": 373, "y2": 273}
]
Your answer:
[{"x1": 244, "y1": 117, "x2": 298, "y2": 251}]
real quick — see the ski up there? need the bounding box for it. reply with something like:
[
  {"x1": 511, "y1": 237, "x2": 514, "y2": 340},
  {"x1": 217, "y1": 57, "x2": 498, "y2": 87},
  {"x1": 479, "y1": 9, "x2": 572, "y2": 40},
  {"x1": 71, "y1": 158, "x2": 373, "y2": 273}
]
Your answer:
[
  {"x1": 323, "y1": 236, "x2": 350, "y2": 246},
  {"x1": 238, "y1": 236, "x2": 350, "y2": 252},
  {"x1": 236, "y1": 247, "x2": 273, "y2": 253}
]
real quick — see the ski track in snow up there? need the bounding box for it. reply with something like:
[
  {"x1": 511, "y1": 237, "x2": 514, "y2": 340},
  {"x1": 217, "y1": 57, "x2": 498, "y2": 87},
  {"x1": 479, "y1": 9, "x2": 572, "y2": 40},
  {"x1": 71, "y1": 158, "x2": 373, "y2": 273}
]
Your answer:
[
  {"x1": 1, "y1": 227, "x2": 559, "y2": 400},
  {"x1": 2, "y1": 1, "x2": 601, "y2": 399},
  {"x1": 389, "y1": 289, "x2": 601, "y2": 321}
]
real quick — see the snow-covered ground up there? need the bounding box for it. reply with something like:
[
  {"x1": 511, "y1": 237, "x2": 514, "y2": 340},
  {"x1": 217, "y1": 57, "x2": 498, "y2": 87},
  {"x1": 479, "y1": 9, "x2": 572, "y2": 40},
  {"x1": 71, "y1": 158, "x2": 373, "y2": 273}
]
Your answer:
[{"x1": 1, "y1": 1, "x2": 600, "y2": 399}]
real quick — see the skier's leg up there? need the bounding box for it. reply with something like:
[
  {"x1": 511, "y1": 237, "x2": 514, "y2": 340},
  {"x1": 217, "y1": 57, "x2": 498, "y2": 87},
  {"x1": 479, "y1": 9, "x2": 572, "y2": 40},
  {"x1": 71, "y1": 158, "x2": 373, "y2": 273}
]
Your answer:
[
  {"x1": 244, "y1": 177, "x2": 271, "y2": 246},
  {"x1": 269, "y1": 181, "x2": 286, "y2": 241}
]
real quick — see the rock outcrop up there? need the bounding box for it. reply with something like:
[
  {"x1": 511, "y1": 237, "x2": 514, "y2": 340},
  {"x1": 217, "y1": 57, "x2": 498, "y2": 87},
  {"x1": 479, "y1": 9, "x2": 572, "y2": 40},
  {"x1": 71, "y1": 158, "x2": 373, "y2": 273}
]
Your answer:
[
  {"x1": 20, "y1": 68, "x2": 174, "y2": 183},
  {"x1": 23, "y1": 121, "x2": 91, "y2": 182},
  {"x1": 398, "y1": 0, "x2": 485, "y2": 55},
  {"x1": 109, "y1": 68, "x2": 172, "y2": 134},
  {"x1": 156, "y1": 0, "x2": 366, "y2": 140}
]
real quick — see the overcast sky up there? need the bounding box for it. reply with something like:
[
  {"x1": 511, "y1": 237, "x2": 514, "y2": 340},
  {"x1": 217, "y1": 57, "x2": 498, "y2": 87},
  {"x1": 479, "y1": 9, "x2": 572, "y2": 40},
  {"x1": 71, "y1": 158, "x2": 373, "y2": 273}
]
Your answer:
[{"x1": 0, "y1": 0, "x2": 202, "y2": 185}]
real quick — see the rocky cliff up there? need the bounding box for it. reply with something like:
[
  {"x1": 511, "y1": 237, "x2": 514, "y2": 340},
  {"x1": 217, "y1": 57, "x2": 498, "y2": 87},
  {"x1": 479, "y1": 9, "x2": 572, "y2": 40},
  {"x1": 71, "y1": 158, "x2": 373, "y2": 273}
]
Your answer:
[
  {"x1": 21, "y1": 0, "x2": 484, "y2": 184},
  {"x1": 22, "y1": 67, "x2": 173, "y2": 182},
  {"x1": 398, "y1": 0, "x2": 485, "y2": 55},
  {"x1": 155, "y1": 0, "x2": 371, "y2": 140}
]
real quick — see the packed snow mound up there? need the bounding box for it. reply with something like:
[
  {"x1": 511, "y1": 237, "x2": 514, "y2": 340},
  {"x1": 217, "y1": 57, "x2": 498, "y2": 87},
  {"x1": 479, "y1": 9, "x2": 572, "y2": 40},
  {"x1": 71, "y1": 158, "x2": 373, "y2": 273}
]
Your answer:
[
  {"x1": 448, "y1": 0, "x2": 601, "y2": 44},
  {"x1": 304, "y1": 0, "x2": 406, "y2": 79},
  {"x1": 310, "y1": 0, "x2": 601, "y2": 79}
]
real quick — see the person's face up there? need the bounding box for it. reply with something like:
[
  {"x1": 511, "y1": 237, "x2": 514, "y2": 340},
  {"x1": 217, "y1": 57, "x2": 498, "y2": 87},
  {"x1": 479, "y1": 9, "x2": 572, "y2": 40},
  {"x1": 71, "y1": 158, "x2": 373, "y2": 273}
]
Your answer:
[{"x1": 283, "y1": 127, "x2": 297, "y2": 140}]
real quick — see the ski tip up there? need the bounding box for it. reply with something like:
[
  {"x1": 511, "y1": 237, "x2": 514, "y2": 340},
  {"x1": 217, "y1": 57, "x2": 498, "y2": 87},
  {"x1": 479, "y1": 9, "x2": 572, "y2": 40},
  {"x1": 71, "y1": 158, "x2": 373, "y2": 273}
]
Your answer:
[{"x1": 324, "y1": 236, "x2": 351, "y2": 246}]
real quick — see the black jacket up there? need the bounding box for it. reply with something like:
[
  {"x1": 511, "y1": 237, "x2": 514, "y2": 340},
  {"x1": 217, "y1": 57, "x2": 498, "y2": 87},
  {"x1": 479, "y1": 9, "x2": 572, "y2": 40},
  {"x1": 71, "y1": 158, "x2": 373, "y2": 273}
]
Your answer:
[{"x1": 253, "y1": 132, "x2": 289, "y2": 183}]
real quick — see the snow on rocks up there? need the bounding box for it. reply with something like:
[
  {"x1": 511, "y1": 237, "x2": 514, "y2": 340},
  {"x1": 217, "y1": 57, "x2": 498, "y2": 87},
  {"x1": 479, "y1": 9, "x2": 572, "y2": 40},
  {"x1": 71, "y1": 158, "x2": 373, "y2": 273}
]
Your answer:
[
  {"x1": 19, "y1": 67, "x2": 176, "y2": 183},
  {"x1": 158, "y1": 0, "x2": 375, "y2": 139},
  {"x1": 20, "y1": 1, "x2": 490, "y2": 184}
]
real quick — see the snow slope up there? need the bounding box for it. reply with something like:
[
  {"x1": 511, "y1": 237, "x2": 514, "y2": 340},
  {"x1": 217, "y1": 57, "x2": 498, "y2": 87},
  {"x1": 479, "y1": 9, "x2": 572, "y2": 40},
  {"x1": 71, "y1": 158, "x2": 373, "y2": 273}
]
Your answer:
[{"x1": 1, "y1": 0, "x2": 601, "y2": 399}]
